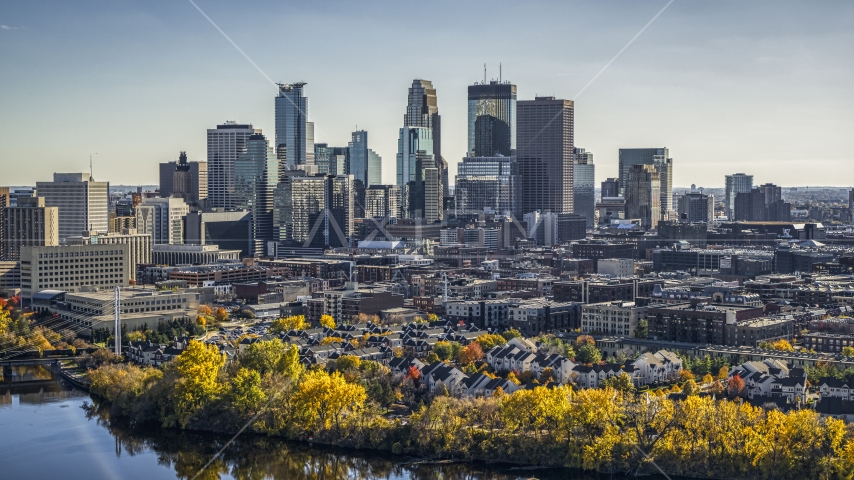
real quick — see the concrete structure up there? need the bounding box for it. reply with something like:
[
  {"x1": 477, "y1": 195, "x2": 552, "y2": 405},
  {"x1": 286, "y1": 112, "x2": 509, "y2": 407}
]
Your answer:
[
  {"x1": 50, "y1": 288, "x2": 197, "y2": 335},
  {"x1": 66, "y1": 230, "x2": 151, "y2": 282},
  {"x1": 151, "y1": 244, "x2": 241, "y2": 266},
  {"x1": 207, "y1": 121, "x2": 259, "y2": 209},
  {"x1": 234, "y1": 133, "x2": 278, "y2": 256},
  {"x1": 274, "y1": 173, "x2": 354, "y2": 249},
  {"x1": 581, "y1": 301, "x2": 646, "y2": 336},
  {"x1": 0, "y1": 261, "x2": 21, "y2": 293},
  {"x1": 184, "y1": 209, "x2": 251, "y2": 258},
  {"x1": 20, "y1": 244, "x2": 130, "y2": 298},
  {"x1": 1, "y1": 196, "x2": 59, "y2": 261},
  {"x1": 159, "y1": 151, "x2": 207, "y2": 208},
  {"x1": 596, "y1": 258, "x2": 634, "y2": 278},
  {"x1": 724, "y1": 173, "x2": 754, "y2": 220},
  {"x1": 677, "y1": 192, "x2": 714, "y2": 223},
  {"x1": 36, "y1": 173, "x2": 109, "y2": 243},
  {"x1": 364, "y1": 185, "x2": 400, "y2": 220},
  {"x1": 136, "y1": 197, "x2": 189, "y2": 245},
  {"x1": 517, "y1": 97, "x2": 574, "y2": 215},
  {"x1": 454, "y1": 155, "x2": 520, "y2": 218}
]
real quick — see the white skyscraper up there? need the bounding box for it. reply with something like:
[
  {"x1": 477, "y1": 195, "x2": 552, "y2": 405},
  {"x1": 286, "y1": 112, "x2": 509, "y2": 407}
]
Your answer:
[
  {"x1": 36, "y1": 173, "x2": 109, "y2": 244},
  {"x1": 207, "y1": 121, "x2": 259, "y2": 209}
]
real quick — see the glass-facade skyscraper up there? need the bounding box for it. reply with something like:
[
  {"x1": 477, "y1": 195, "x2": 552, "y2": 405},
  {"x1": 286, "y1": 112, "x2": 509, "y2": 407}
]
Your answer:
[
  {"x1": 398, "y1": 79, "x2": 445, "y2": 217},
  {"x1": 454, "y1": 156, "x2": 520, "y2": 218},
  {"x1": 207, "y1": 122, "x2": 258, "y2": 209},
  {"x1": 274, "y1": 173, "x2": 353, "y2": 248},
  {"x1": 572, "y1": 147, "x2": 595, "y2": 228},
  {"x1": 618, "y1": 148, "x2": 673, "y2": 219},
  {"x1": 234, "y1": 133, "x2": 278, "y2": 256},
  {"x1": 275, "y1": 82, "x2": 313, "y2": 167},
  {"x1": 467, "y1": 81, "x2": 517, "y2": 157},
  {"x1": 396, "y1": 126, "x2": 434, "y2": 187}
]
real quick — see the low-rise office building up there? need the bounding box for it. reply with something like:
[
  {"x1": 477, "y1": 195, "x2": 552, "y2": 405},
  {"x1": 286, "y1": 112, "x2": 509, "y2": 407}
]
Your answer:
[
  {"x1": 581, "y1": 301, "x2": 646, "y2": 336},
  {"x1": 20, "y1": 244, "x2": 130, "y2": 298}
]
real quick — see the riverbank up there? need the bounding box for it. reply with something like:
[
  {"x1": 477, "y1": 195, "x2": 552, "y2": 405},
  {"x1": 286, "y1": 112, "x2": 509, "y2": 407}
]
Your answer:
[{"x1": 84, "y1": 340, "x2": 854, "y2": 480}]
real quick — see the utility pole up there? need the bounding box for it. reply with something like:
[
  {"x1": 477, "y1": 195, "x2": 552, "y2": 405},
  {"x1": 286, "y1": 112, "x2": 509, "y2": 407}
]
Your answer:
[{"x1": 114, "y1": 286, "x2": 121, "y2": 356}]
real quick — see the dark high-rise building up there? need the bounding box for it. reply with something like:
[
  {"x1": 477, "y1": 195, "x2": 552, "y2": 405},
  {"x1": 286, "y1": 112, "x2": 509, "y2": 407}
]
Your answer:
[
  {"x1": 618, "y1": 148, "x2": 673, "y2": 218},
  {"x1": 365, "y1": 185, "x2": 400, "y2": 220},
  {"x1": 398, "y1": 79, "x2": 443, "y2": 221},
  {"x1": 517, "y1": 97, "x2": 574, "y2": 215},
  {"x1": 468, "y1": 81, "x2": 516, "y2": 157},
  {"x1": 159, "y1": 151, "x2": 207, "y2": 208},
  {"x1": 734, "y1": 188, "x2": 766, "y2": 221},
  {"x1": 724, "y1": 173, "x2": 754, "y2": 219},
  {"x1": 601, "y1": 178, "x2": 619, "y2": 198},
  {"x1": 573, "y1": 147, "x2": 595, "y2": 228},
  {"x1": 758, "y1": 183, "x2": 782, "y2": 206},
  {"x1": 454, "y1": 156, "x2": 520, "y2": 219},
  {"x1": 849, "y1": 189, "x2": 854, "y2": 224},
  {"x1": 275, "y1": 82, "x2": 313, "y2": 167},
  {"x1": 404, "y1": 80, "x2": 445, "y2": 195},
  {"x1": 677, "y1": 192, "x2": 713, "y2": 223},
  {"x1": 274, "y1": 173, "x2": 353, "y2": 249},
  {"x1": 625, "y1": 164, "x2": 660, "y2": 229},
  {"x1": 234, "y1": 133, "x2": 278, "y2": 256}
]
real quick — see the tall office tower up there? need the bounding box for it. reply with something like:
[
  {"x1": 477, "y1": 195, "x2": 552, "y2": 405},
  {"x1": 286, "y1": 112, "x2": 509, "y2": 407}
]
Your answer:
[
  {"x1": 396, "y1": 127, "x2": 433, "y2": 187},
  {"x1": 136, "y1": 197, "x2": 189, "y2": 245},
  {"x1": 454, "y1": 156, "x2": 520, "y2": 218},
  {"x1": 405, "y1": 79, "x2": 442, "y2": 171},
  {"x1": 850, "y1": 189, "x2": 854, "y2": 224},
  {"x1": 572, "y1": 147, "x2": 595, "y2": 228},
  {"x1": 348, "y1": 130, "x2": 369, "y2": 187},
  {"x1": 365, "y1": 185, "x2": 400, "y2": 220},
  {"x1": 601, "y1": 178, "x2": 620, "y2": 198},
  {"x1": 724, "y1": 173, "x2": 753, "y2": 219},
  {"x1": 625, "y1": 164, "x2": 661, "y2": 229},
  {"x1": 314, "y1": 143, "x2": 331, "y2": 175},
  {"x1": 0, "y1": 187, "x2": 9, "y2": 257},
  {"x1": 207, "y1": 121, "x2": 258, "y2": 209},
  {"x1": 758, "y1": 183, "x2": 782, "y2": 206},
  {"x1": 275, "y1": 82, "x2": 312, "y2": 167},
  {"x1": 367, "y1": 149, "x2": 382, "y2": 187},
  {"x1": 1, "y1": 197, "x2": 59, "y2": 260},
  {"x1": 468, "y1": 80, "x2": 516, "y2": 157},
  {"x1": 517, "y1": 97, "x2": 574, "y2": 215},
  {"x1": 36, "y1": 173, "x2": 109, "y2": 244},
  {"x1": 618, "y1": 148, "x2": 673, "y2": 219},
  {"x1": 274, "y1": 173, "x2": 353, "y2": 248},
  {"x1": 734, "y1": 188, "x2": 766, "y2": 221},
  {"x1": 159, "y1": 151, "x2": 208, "y2": 208},
  {"x1": 234, "y1": 133, "x2": 279, "y2": 257},
  {"x1": 403, "y1": 152, "x2": 443, "y2": 221},
  {"x1": 314, "y1": 144, "x2": 348, "y2": 176},
  {"x1": 677, "y1": 192, "x2": 713, "y2": 223},
  {"x1": 422, "y1": 167, "x2": 442, "y2": 223}
]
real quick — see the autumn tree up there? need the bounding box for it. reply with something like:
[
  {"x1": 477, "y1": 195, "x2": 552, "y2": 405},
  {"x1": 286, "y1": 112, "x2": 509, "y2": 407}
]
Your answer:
[
  {"x1": 575, "y1": 335, "x2": 596, "y2": 347},
  {"x1": 842, "y1": 346, "x2": 854, "y2": 357},
  {"x1": 682, "y1": 378, "x2": 700, "y2": 396},
  {"x1": 213, "y1": 307, "x2": 229, "y2": 323},
  {"x1": 539, "y1": 366, "x2": 557, "y2": 384},
  {"x1": 269, "y1": 315, "x2": 308, "y2": 334},
  {"x1": 239, "y1": 340, "x2": 302, "y2": 378},
  {"x1": 679, "y1": 369, "x2": 695, "y2": 381},
  {"x1": 727, "y1": 374, "x2": 745, "y2": 398},
  {"x1": 455, "y1": 342, "x2": 484, "y2": 365},
  {"x1": 717, "y1": 365, "x2": 729, "y2": 380},
  {"x1": 172, "y1": 341, "x2": 226, "y2": 427},
  {"x1": 702, "y1": 373, "x2": 714, "y2": 385},
  {"x1": 334, "y1": 355, "x2": 362, "y2": 372},
  {"x1": 432, "y1": 341, "x2": 461, "y2": 361},
  {"x1": 290, "y1": 370, "x2": 367, "y2": 433},
  {"x1": 198, "y1": 305, "x2": 212, "y2": 317},
  {"x1": 473, "y1": 333, "x2": 506, "y2": 351},
  {"x1": 319, "y1": 314, "x2": 336, "y2": 329}
]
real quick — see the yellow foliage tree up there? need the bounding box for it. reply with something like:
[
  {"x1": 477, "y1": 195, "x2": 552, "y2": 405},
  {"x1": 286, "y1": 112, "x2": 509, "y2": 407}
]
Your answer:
[
  {"x1": 319, "y1": 314, "x2": 336, "y2": 329},
  {"x1": 172, "y1": 340, "x2": 226, "y2": 427},
  {"x1": 269, "y1": 315, "x2": 308, "y2": 334},
  {"x1": 320, "y1": 336, "x2": 344, "y2": 345},
  {"x1": 291, "y1": 370, "x2": 367, "y2": 432}
]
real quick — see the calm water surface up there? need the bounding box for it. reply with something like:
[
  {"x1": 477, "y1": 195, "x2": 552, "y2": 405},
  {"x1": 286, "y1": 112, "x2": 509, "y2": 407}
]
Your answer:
[{"x1": 0, "y1": 366, "x2": 667, "y2": 480}]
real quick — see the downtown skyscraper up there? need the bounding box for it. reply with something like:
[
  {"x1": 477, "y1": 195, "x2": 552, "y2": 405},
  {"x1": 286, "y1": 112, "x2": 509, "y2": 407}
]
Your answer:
[
  {"x1": 397, "y1": 79, "x2": 443, "y2": 221},
  {"x1": 517, "y1": 97, "x2": 574, "y2": 215},
  {"x1": 207, "y1": 121, "x2": 259, "y2": 209},
  {"x1": 234, "y1": 133, "x2": 279, "y2": 256},
  {"x1": 724, "y1": 173, "x2": 754, "y2": 219},
  {"x1": 468, "y1": 80, "x2": 516, "y2": 157},
  {"x1": 275, "y1": 82, "x2": 314, "y2": 167},
  {"x1": 618, "y1": 148, "x2": 673, "y2": 219}
]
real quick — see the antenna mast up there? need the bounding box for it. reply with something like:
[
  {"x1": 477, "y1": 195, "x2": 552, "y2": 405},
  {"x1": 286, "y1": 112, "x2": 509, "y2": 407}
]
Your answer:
[
  {"x1": 483, "y1": 63, "x2": 486, "y2": 83},
  {"x1": 500, "y1": 63, "x2": 502, "y2": 82}
]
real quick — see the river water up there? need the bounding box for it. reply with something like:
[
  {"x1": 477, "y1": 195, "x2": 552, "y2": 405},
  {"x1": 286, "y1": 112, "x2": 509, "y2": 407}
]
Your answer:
[{"x1": 0, "y1": 367, "x2": 672, "y2": 480}]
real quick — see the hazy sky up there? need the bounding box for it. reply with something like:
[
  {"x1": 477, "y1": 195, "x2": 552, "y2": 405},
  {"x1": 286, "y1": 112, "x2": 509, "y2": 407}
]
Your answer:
[{"x1": 1, "y1": 0, "x2": 853, "y2": 188}]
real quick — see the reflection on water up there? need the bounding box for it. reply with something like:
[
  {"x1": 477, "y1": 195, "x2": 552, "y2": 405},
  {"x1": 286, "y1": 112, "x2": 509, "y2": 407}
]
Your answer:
[{"x1": 0, "y1": 364, "x2": 54, "y2": 383}]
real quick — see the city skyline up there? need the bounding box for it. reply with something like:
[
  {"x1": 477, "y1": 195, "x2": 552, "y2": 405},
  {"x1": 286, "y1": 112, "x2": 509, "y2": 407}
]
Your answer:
[{"x1": 1, "y1": 1, "x2": 853, "y2": 188}]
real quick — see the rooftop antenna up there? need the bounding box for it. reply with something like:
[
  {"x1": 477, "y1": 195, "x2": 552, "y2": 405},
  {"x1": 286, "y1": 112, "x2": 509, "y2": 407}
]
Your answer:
[
  {"x1": 89, "y1": 153, "x2": 98, "y2": 181},
  {"x1": 500, "y1": 63, "x2": 502, "y2": 82},
  {"x1": 483, "y1": 63, "x2": 486, "y2": 83}
]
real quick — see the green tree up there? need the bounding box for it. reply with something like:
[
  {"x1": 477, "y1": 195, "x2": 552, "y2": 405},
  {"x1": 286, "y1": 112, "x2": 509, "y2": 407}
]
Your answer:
[
  {"x1": 633, "y1": 319, "x2": 648, "y2": 339},
  {"x1": 432, "y1": 341, "x2": 461, "y2": 361},
  {"x1": 501, "y1": 328, "x2": 523, "y2": 341},
  {"x1": 229, "y1": 368, "x2": 266, "y2": 414},
  {"x1": 600, "y1": 371, "x2": 635, "y2": 392},
  {"x1": 576, "y1": 344, "x2": 601, "y2": 364},
  {"x1": 334, "y1": 355, "x2": 362, "y2": 372}
]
